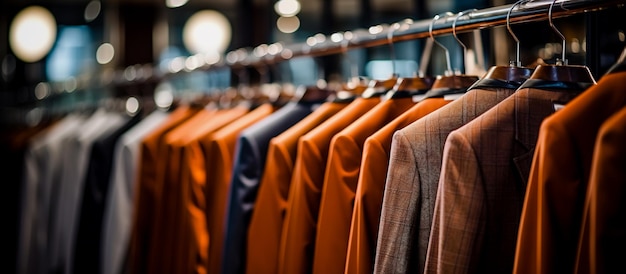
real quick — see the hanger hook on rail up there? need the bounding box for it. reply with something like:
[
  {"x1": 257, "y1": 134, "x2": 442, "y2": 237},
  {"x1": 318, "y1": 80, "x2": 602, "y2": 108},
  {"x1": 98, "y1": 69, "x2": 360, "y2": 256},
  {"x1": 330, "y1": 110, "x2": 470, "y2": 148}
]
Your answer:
[
  {"x1": 429, "y1": 12, "x2": 454, "y2": 76},
  {"x1": 549, "y1": 0, "x2": 567, "y2": 65},
  {"x1": 507, "y1": 0, "x2": 529, "y2": 67},
  {"x1": 452, "y1": 9, "x2": 477, "y2": 74},
  {"x1": 387, "y1": 22, "x2": 400, "y2": 77}
]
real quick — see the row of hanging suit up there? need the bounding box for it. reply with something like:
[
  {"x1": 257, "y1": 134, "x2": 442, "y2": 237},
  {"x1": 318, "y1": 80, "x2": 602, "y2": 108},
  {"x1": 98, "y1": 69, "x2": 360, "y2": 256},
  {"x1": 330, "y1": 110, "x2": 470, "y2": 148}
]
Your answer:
[{"x1": 15, "y1": 47, "x2": 626, "y2": 274}]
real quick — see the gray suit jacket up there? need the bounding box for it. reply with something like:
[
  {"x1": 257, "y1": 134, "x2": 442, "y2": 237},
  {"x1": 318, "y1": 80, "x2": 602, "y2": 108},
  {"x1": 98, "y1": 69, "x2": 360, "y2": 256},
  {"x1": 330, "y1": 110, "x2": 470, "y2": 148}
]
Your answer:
[
  {"x1": 375, "y1": 87, "x2": 515, "y2": 274},
  {"x1": 424, "y1": 87, "x2": 581, "y2": 273}
]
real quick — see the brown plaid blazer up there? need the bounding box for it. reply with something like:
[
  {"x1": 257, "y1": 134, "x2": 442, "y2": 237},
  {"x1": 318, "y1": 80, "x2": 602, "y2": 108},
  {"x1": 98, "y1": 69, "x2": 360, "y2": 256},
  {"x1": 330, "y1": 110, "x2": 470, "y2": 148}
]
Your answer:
[
  {"x1": 424, "y1": 87, "x2": 580, "y2": 273},
  {"x1": 375, "y1": 87, "x2": 515, "y2": 274}
]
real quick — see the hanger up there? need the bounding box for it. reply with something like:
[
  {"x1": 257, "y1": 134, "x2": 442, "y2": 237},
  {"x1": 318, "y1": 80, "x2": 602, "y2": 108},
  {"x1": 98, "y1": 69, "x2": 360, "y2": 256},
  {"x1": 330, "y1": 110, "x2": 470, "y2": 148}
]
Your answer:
[
  {"x1": 383, "y1": 19, "x2": 435, "y2": 99},
  {"x1": 520, "y1": 0, "x2": 596, "y2": 87},
  {"x1": 469, "y1": 0, "x2": 534, "y2": 90},
  {"x1": 289, "y1": 39, "x2": 333, "y2": 103},
  {"x1": 421, "y1": 12, "x2": 478, "y2": 99}
]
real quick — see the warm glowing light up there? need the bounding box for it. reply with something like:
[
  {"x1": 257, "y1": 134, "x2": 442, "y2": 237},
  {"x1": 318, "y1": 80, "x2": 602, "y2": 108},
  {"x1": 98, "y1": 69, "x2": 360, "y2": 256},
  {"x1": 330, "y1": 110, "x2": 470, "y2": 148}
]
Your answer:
[
  {"x1": 125, "y1": 97, "x2": 140, "y2": 114},
  {"x1": 331, "y1": 32, "x2": 343, "y2": 43},
  {"x1": 154, "y1": 83, "x2": 174, "y2": 109},
  {"x1": 35, "y1": 82, "x2": 50, "y2": 100},
  {"x1": 369, "y1": 25, "x2": 384, "y2": 35},
  {"x1": 204, "y1": 51, "x2": 221, "y2": 65},
  {"x1": 277, "y1": 16, "x2": 300, "y2": 34},
  {"x1": 274, "y1": 0, "x2": 301, "y2": 17},
  {"x1": 84, "y1": 0, "x2": 101, "y2": 22},
  {"x1": 166, "y1": 0, "x2": 189, "y2": 8},
  {"x1": 96, "y1": 43, "x2": 115, "y2": 64},
  {"x1": 183, "y1": 10, "x2": 231, "y2": 55},
  {"x1": 9, "y1": 6, "x2": 57, "y2": 62}
]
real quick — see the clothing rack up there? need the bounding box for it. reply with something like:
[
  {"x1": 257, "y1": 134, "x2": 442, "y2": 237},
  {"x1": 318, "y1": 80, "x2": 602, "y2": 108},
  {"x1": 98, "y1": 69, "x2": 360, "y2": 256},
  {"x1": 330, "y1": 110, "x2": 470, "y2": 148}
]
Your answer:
[
  {"x1": 222, "y1": 0, "x2": 624, "y2": 69},
  {"x1": 10, "y1": 0, "x2": 626, "y2": 108}
]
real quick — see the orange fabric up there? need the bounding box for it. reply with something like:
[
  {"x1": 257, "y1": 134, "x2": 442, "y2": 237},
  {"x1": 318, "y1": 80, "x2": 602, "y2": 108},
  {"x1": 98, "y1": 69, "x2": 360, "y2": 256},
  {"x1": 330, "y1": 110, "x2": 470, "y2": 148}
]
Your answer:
[
  {"x1": 129, "y1": 106, "x2": 199, "y2": 274},
  {"x1": 345, "y1": 98, "x2": 450, "y2": 274},
  {"x1": 313, "y1": 97, "x2": 415, "y2": 274},
  {"x1": 278, "y1": 97, "x2": 381, "y2": 274},
  {"x1": 200, "y1": 104, "x2": 276, "y2": 274},
  {"x1": 514, "y1": 72, "x2": 626, "y2": 274},
  {"x1": 246, "y1": 101, "x2": 348, "y2": 274},
  {"x1": 578, "y1": 106, "x2": 626, "y2": 274},
  {"x1": 157, "y1": 106, "x2": 249, "y2": 274}
]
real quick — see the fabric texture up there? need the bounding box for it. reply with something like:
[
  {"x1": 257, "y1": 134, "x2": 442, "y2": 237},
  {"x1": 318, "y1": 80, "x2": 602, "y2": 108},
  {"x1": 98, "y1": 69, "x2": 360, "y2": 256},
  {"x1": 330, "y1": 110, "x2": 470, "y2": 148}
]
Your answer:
[
  {"x1": 278, "y1": 97, "x2": 381, "y2": 274},
  {"x1": 73, "y1": 114, "x2": 141, "y2": 274},
  {"x1": 201, "y1": 104, "x2": 277, "y2": 274},
  {"x1": 221, "y1": 101, "x2": 321, "y2": 274},
  {"x1": 425, "y1": 87, "x2": 580, "y2": 274},
  {"x1": 312, "y1": 97, "x2": 416, "y2": 274},
  {"x1": 154, "y1": 106, "x2": 248, "y2": 274},
  {"x1": 345, "y1": 98, "x2": 450, "y2": 274},
  {"x1": 101, "y1": 110, "x2": 170, "y2": 274},
  {"x1": 375, "y1": 87, "x2": 515, "y2": 274},
  {"x1": 515, "y1": 71, "x2": 626, "y2": 274},
  {"x1": 18, "y1": 115, "x2": 85, "y2": 274},
  {"x1": 129, "y1": 106, "x2": 199, "y2": 274},
  {"x1": 576, "y1": 106, "x2": 626, "y2": 274},
  {"x1": 246, "y1": 101, "x2": 348, "y2": 274},
  {"x1": 51, "y1": 110, "x2": 127, "y2": 274}
]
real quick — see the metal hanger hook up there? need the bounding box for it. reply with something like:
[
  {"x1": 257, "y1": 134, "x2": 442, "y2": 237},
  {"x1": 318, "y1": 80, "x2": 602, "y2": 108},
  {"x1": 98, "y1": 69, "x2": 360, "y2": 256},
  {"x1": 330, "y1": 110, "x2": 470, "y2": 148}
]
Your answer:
[
  {"x1": 387, "y1": 22, "x2": 401, "y2": 77},
  {"x1": 507, "y1": 0, "x2": 529, "y2": 67},
  {"x1": 549, "y1": 0, "x2": 567, "y2": 65},
  {"x1": 430, "y1": 12, "x2": 454, "y2": 75},
  {"x1": 453, "y1": 9, "x2": 477, "y2": 73}
]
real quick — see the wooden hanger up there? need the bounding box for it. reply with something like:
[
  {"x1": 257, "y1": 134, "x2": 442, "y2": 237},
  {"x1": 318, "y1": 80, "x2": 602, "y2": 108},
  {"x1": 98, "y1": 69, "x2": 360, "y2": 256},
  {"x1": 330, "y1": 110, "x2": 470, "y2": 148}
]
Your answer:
[
  {"x1": 361, "y1": 75, "x2": 398, "y2": 98},
  {"x1": 470, "y1": 0, "x2": 534, "y2": 90},
  {"x1": 526, "y1": 0, "x2": 595, "y2": 84}
]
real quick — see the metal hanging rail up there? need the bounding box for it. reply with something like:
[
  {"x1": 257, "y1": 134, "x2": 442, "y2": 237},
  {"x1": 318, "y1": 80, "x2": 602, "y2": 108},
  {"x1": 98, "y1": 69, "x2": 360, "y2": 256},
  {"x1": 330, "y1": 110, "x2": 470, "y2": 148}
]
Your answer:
[{"x1": 223, "y1": 0, "x2": 625, "y2": 69}]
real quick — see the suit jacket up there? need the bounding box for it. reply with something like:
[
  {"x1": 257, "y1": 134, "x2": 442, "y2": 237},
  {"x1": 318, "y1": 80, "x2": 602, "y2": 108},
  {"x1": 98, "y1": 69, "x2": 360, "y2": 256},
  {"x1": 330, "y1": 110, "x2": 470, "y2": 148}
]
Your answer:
[
  {"x1": 200, "y1": 104, "x2": 276, "y2": 274},
  {"x1": 129, "y1": 106, "x2": 199, "y2": 274},
  {"x1": 425, "y1": 87, "x2": 581, "y2": 274},
  {"x1": 514, "y1": 72, "x2": 626, "y2": 274},
  {"x1": 53, "y1": 110, "x2": 127, "y2": 274},
  {"x1": 222, "y1": 101, "x2": 321, "y2": 274},
  {"x1": 313, "y1": 97, "x2": 415, "y2": 274},
  {"x1": 18, "y1": 115, "x2": 85, "y2": 274},
  {"x1": 156, "y1": 106, "x2": 249, "y2": 274},
  {"x1": 575, "y1": 105, "x2": 626, "y2": 274},
  {"x1": 4, "y1": 119, "x2": 55, "y2": 274},
  {"x1": 345, "y1": 98, "x2": 450, "y2": 274},
  {"x1": 73, "y1": 114, "x2": 141, "y2": 274},
  {"x1": 247, "y1": 101, "x2": 348, "y2": 274},
  {"x1": 375, "y1": 87, "x2": 516, "y2": 274},
  {"x1": 101, "y1": 110, "x2": 170, "y2": 274},
  {"x1": 279, "y1": 97, "x2": 381, "y2": 274}
]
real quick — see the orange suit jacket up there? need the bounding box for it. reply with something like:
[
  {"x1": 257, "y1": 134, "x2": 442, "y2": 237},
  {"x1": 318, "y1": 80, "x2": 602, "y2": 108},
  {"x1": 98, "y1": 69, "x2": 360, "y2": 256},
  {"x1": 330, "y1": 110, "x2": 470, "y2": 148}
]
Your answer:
[
  {"x1": 278, "y1": 97, "x2": 381, "y2": 274},
  {"x1": 129, "y1": 106, "x2": 199, "y2": 274},
  {"x1": 375, "y1": 87, "x2": 516, "y2": 274},
  {"x1": 313, "y1": 96, "x2": 415, "y2": 274},
  {"x1": 246, "y1": 101, "x2": 348, "y2": 274},
  {"x1": 426, "y1": 87, "x2": 581, "y2": 274},
  {"x1": 576, "y1": 105, "x2": 626, "y2": 274},
  {"x1": 158, "y1": 106, "x2": 249, "y2": 274},
  {"x1": 200, "y1": 104, "x2": 276, "y2": 274},
  {"x1": 345, "y1": 98, "x2": 450, "y2": 274},
  {"x1": 513, "y1": 72, "x2": 626, "y2": 274}
]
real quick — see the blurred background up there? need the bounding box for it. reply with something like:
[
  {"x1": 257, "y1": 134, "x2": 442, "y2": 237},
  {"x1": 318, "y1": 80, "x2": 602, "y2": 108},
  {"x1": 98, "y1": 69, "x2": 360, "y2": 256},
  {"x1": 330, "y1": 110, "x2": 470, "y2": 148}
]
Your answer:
[{"x1": 0, "y1": 1, "x2": 625, "y2": 273}]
